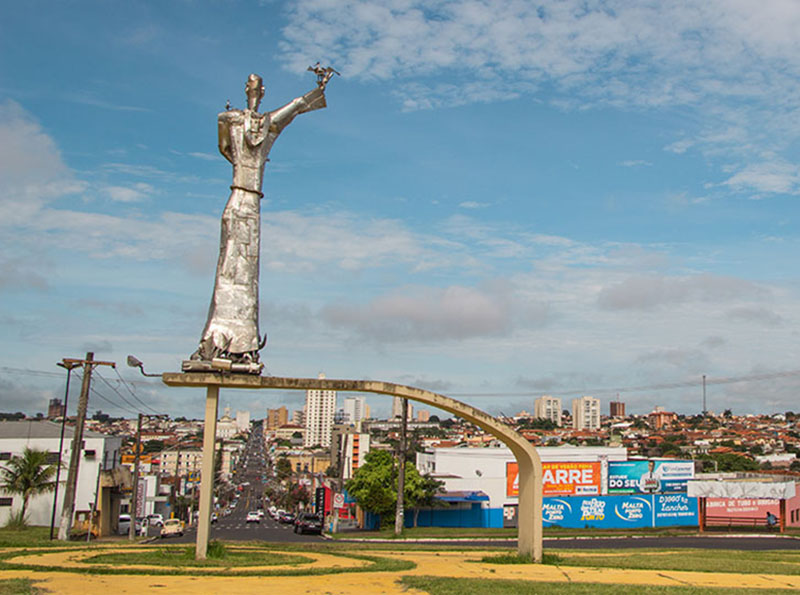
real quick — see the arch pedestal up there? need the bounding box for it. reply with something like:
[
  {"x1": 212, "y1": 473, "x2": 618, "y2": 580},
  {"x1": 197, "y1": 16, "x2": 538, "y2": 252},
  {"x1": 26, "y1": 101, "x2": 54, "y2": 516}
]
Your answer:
[{"x1": 162, "y1": 373, "x2": 543, "y2": 561}]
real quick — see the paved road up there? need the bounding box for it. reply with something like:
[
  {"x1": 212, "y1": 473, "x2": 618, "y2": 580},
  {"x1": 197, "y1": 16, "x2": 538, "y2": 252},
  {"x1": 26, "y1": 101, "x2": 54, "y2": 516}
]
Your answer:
[{"x1": 168, "y1": 508, "x2": 325, "y2": 545}]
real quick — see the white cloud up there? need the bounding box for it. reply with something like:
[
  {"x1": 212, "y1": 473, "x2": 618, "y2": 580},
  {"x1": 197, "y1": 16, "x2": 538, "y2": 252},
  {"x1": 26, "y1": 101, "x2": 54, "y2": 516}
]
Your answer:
[
  {"x1": 722, "y1": 160, "x2": 800, "y2": 196},
  {"x1": 618, "y1": 160, "x2": 652, "y2": 168},
  {"x1": 105, "y1": 182, "x2": 154, "y2": 203},
  {"x1": 597, "y1": 273, "x2": 765, "y2": 311},
  {"x1": 280, "y1": 0, "x2": 800, "y2": 169},
  {"x1": 320, "y1": 282, "x2": 550, "y2": 342}
]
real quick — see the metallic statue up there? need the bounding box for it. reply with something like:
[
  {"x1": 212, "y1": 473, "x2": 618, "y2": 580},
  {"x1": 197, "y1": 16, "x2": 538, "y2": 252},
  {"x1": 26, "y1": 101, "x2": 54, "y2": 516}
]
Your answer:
[{"x1": 184, "y1": 69, "x2": 336, "y2": 374}]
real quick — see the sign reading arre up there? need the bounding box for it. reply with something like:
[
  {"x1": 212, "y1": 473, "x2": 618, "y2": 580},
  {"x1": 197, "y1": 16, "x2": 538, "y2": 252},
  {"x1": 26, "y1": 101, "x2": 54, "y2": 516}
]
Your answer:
[{"x1": 507, "y1": 461, "x2": 601, "y2": 497}]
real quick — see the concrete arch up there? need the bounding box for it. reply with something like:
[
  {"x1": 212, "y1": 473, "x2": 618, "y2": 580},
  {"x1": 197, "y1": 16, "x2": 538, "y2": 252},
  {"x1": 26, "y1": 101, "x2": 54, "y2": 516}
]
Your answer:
[{"x1": 163, "y1": 373, "x2": 544, "y2": 561}]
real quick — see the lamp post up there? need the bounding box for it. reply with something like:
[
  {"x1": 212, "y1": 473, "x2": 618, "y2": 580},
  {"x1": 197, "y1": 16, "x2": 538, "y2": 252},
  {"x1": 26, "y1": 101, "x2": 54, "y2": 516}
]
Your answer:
[{"x1": 50, "y1": 361, "x2": 80, "y2": 540}]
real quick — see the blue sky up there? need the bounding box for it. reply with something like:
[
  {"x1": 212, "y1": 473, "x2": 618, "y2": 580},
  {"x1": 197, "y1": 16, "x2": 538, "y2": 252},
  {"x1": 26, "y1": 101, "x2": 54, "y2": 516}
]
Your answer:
[{"x1": 2, "y1": 0, "x2": 800, "y2": 420}]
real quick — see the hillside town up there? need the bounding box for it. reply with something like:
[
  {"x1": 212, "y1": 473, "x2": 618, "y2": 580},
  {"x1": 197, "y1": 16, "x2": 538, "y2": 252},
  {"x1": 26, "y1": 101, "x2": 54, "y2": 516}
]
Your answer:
[{"x1": 2, "y1": 382, "x2": 799, "y2": 538}]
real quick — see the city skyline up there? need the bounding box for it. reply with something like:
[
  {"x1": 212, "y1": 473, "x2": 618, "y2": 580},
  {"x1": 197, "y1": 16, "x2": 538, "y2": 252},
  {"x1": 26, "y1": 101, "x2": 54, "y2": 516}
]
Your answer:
[{"x1": 2, "y1": 2, "x2": 800, "y2": 419}]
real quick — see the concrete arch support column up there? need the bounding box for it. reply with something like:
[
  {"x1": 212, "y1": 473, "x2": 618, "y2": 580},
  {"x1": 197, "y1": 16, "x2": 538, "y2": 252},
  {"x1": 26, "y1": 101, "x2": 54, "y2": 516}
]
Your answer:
[{"x1": 162, "y1": 373, "x2": 544, "y2": 561}]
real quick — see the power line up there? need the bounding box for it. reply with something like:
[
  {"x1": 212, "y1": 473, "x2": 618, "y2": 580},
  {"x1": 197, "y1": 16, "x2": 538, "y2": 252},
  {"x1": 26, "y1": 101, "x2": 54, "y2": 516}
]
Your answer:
[
  {"x1": 92, "y1": 370, "x2": 148, "y2": 414},
  {"x1": 112, "y1": 366, "x2": 164, "y2": 416},
  {"x1": 68, "y1": 369, "x2": 139, "y2": 417}
]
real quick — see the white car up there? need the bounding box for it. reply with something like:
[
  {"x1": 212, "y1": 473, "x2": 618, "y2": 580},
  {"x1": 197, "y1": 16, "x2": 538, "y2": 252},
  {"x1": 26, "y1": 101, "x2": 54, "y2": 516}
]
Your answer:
[
  {"x1": 246, "y1": 511, "x2": 260, "y2": 523},
  {"x1": 160, "y1": 518, "x2": 184, "y2": 538}
]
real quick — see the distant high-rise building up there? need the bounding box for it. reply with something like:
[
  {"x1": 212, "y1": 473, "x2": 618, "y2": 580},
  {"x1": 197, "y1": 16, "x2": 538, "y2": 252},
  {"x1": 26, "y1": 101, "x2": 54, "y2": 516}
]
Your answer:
[
  {"x1": 303, "y1": 373, "x2": 337, "y2": 448},
  {"x1": 267, "y1": 406, "x2": 288, "y2": 429},
  {"x1": 609, "y1": 401, "x2": 625, "y2": 418},
  {"x1": 343, "y1": 396, "x2": 367, "y2": 427},
  {"x1": 572, "y1": 396, "x2": 601, "y2": 430},
  {"x1": 235, "y1": 410, "x2": 251, "y2": 433},
  {"x1": 47, "y1": 398, "x2": 65, "y2": 419},
  {"x1": 291, "y1": 409, "x2": 304, "y2": 426},
  {"x1": 534, "y1": 396, "x2": 562, "y2": 426},
  {"x1": 391, "y1": 396, "x2": 413, "y2": 420},
  {"x1": 417, "y1": 409, "x2": 430, "y2": 422}
]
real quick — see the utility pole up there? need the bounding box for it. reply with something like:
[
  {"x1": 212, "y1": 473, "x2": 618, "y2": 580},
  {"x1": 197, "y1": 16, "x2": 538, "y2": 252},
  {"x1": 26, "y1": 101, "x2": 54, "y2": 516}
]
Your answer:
[
  {"x1": 58, "y1": 352, "x2": 115, "y2": 541},
  {"x1": 129, "y1": 413, "x2": 143, "y2": 540},
  {"x1": 702, "y1": 374, "x2": 707, "y2": 416},
  {"x1": 394, "y1": 398, "x2": 408, "y2": 536},
  {"x1": 130, "y1": 413, "x2": 167, "y2": 539}
]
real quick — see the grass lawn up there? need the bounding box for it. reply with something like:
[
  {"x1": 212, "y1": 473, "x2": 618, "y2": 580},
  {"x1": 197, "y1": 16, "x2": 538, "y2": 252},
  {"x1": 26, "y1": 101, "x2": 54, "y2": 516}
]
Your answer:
[
  {"x1": 0, "y1": 578, "x2": 44, "y2": 595},
  {"x1": 551, "y1": 548, "x2": 800, "y2": 576},
  {"x1": 0, "y1": 526, "x2": 102, "y2": 548},
  {"x1": 401, "y1": 576, "x2": 795, "y2": 595},
  {"x1": 83, "y1": 545, "x2": 312, "y2": 568},
  {"x1": 0, "y1": 542, "x2": 416, "y2": 577}
]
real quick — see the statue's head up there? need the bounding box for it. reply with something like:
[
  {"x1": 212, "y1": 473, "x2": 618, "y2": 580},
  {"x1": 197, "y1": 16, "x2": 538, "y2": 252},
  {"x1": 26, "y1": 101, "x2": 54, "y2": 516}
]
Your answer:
[{"x1": 245, "y1": 74, "x2": 265, "y2": 111}]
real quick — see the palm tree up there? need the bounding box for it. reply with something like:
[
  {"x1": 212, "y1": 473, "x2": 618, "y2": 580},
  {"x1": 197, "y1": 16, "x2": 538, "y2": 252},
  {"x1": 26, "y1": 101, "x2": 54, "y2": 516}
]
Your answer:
[{"x1": 0, "y1": 448, "x2": 58, "y2": 525}]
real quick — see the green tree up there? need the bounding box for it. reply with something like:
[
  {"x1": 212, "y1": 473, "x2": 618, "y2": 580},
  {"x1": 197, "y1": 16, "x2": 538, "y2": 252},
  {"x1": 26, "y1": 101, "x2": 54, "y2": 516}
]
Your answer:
[
  {"x1": 345, "y1": 450, "x2": 425, "y2": 526},
  {"x1": 0, "y1": 448, "x2": 57, "y2": 525},
  {"x1": 407, "y1": 474, "x2": 445, "y2": 528},
  {"x1": 275, "y1": 456, "x2": 293, "y2": 480}
]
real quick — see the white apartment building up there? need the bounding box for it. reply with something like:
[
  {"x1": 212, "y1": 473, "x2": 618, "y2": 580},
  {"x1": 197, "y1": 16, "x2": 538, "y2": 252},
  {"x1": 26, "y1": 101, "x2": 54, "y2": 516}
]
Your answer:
[
  {"x1": 572, "y1": 396, "x2": 601, "y2": 430},
  {"x1": 391, "y1": 396, "x2": 413, "y2": 420},
  {"x1": 534, "y1": 395, "x2": 562, "y2": 426},
  {"x1": 235, "y1": 410, "x2": 251, "y2": 434},
  {"x1": 303, "y1": 373, "x2": 337, "y2": 448}
]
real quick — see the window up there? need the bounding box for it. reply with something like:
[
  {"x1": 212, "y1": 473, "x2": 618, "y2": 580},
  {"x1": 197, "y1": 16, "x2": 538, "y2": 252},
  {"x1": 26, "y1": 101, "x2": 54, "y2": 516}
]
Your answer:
[
  {"x1": 0, "y1": 453, "x2": 11, "y2": 461},
  {"x1": 46, "y1": 452, "x2": 59, "y2": 465},
  {"x1": 84, "y1": 450, "x2": 96, "y2": 459},
  {"x1": 0, "y1": 498, "x2": 12, "y2": 507}
]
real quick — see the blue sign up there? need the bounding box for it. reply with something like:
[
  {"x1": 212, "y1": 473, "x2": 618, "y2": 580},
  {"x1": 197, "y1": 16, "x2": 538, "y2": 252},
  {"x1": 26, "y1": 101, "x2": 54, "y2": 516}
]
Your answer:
[
  {"x1": 541, "y1": 494, "x2": 697, "y2": 528},
  {"x1": 608, "y1": 460, "x2": 694, "y2": 494}
]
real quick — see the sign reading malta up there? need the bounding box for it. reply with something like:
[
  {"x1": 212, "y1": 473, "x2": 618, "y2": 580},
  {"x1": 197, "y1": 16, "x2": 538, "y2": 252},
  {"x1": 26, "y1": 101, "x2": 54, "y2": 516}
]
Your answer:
[{"x1": 506, "y1": 461, "x2": 601, "y2": 497}]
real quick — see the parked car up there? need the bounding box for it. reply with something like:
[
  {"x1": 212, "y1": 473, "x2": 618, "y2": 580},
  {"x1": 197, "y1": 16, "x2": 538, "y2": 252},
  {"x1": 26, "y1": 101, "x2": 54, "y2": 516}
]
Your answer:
[
  {"x1": 278, "y1": 511, "x2": 296, "y2": 524},
  {"x1": 246, "y1": 511, "x2": 260, "y2": 523},
  {"x1": 210, "y1": 512, "x2": 218, "y2": 524},
  {"x1": 117, "y1": 514, "x2": 142, "y2": 536},
  {"x1": 160, "y1": 518, "x2": 184, "y2": 538},
  {"x1": 294, "y1": 513, "x2": 322, "y2": 535},
  {"x1": 147, "y1": 513, "x2": 164, "y2": 527}
]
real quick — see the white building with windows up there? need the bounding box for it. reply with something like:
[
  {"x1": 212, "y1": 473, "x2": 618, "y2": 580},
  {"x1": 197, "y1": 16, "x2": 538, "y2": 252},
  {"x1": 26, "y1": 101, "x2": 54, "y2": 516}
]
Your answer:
[
  {"x1": 0, "y1": 421, "x2": 124, "y2": 533},
  {"x1": 303, "y1": 373, "x2": 336, "y2": 448},
  {"x1": 342, "y1": 396, "x2": 367, "y2": 427},
  {"x1": 572, "y1": 396, "x2": 601, "y2": 430},
  {"x1": 534, "y1": 395, "x2": 562, "y2": 426},
  {"x1": 391, "y1": 396, "x2": 413, "y2": 420},
  {"x1": 235, "y1": 410, "x2": 251, "y2": 434}
]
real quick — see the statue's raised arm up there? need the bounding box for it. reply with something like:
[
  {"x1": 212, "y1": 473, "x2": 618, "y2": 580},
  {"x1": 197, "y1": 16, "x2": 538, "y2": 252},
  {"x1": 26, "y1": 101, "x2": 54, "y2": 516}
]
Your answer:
[{"x1": 269, "y1": 63, "x2": 339, "y2": 134}]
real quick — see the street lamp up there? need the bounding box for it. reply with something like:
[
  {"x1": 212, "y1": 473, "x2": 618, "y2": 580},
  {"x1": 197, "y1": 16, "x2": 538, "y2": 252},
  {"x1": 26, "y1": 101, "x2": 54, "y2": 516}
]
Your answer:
[
  {"x1": 126, "y1": 355, "x2": 161, "y2": 377},
  {"x1": 50, "y1": 360, "x2": 81, "y2": 540}
]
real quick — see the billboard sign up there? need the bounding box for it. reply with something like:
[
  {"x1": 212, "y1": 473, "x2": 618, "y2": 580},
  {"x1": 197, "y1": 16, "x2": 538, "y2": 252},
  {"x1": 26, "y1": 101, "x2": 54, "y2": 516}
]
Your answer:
[
  {"x1": 607, "y1": 460, "x2": 694, "y2": 494},
  {"x1": 506, "y1": 461, "x2": 602, "y2": 497},
  {"x1": 535, "y1": 494, "x2": 697, "y2": 529}
]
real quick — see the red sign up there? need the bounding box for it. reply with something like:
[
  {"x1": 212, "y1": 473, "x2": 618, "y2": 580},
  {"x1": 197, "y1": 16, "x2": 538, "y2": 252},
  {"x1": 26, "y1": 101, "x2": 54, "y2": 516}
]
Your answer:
[{"x1": 506, "y1": 461, "x2": 602, "y2": 497}]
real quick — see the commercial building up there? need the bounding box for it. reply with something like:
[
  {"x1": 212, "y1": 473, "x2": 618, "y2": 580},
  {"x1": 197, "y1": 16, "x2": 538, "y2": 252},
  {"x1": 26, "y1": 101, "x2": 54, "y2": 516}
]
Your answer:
[
  {"x1": 303, "y1": 373, "x2": 336, "y2": 448},
  {"x1": 572, "y1": 396, "x2": 601, "y2": 430},
  {"x1": 534, "y1": 395, "x2": 562, "y2": 426}
]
